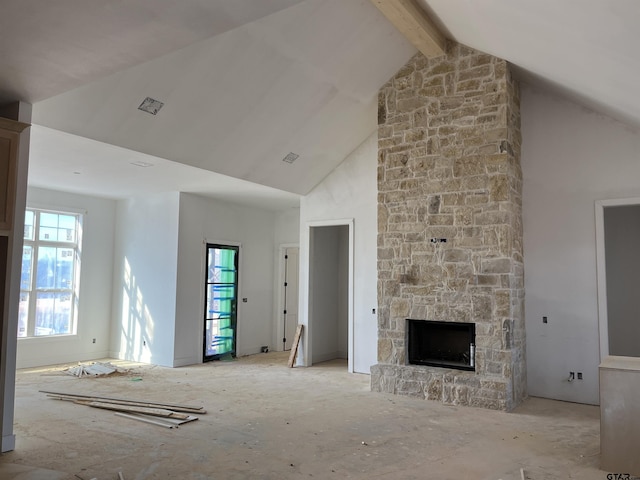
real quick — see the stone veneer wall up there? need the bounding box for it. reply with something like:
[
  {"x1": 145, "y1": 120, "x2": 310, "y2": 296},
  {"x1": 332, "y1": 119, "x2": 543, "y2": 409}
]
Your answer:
[{"x1": 370, "y1": 42, "x2": 525, "y2": 411}]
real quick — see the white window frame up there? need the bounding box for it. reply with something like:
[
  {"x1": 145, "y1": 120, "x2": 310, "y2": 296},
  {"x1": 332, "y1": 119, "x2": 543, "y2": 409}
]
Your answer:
[{"x1": 18, "y1": 207, "x2": 83, "y2": 338}]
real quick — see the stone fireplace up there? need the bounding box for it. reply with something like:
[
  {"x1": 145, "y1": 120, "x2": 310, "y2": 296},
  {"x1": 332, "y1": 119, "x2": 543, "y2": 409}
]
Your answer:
[{"x1": 370, "y1": 42, "x2": 526, "y2": 411}]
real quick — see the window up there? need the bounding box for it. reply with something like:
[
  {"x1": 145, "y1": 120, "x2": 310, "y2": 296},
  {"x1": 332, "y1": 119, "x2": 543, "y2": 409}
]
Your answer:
[{"x1": 18, "y1": 209, "x2": 82, "y2": 338}]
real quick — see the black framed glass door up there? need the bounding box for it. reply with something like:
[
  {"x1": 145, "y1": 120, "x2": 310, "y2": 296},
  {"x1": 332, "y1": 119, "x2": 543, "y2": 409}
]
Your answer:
[{"x1": 204, "y1": 244, "x2": 238, "y2": 361}]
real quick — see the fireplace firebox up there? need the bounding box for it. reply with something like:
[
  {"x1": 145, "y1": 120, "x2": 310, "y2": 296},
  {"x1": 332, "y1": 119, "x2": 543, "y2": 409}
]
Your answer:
[{"x1": 407, "y1": 320, "x2": 476, "y2": 371}]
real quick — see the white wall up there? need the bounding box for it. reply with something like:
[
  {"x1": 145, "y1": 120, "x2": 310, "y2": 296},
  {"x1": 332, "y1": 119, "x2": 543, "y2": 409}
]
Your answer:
[
  {"x1": 175, "y1": 193, "x2": 280, "y2": 365},
  {"x1": 521, "y1": 84, "x2": 640, "y2": 404},
  {"x1": 110, "y1": 192, "x2": 179, "y2": 367},
  {"x1": 274, "y1": 208, "x2": 300, "y2": 247},
  {"x1": 299, "y1": 132, "x2": 378, "y2": 374},
  {"x1": 17, "y1": 188, "x2": 116, "y2": 369}
]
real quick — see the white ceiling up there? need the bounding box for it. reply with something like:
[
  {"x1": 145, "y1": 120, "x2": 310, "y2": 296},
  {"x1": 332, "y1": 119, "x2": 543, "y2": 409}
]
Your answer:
[
  {"x1": 23, "y1": 0, "x2": 415, "y2": 207},
  {"x1": 420, "y1": 0, "x2": 640, "y2": 128},
  {"x1": 0, "y1": 0, "x2": 306, "y2": 104},
  {"x1": 28, "y1": 125, "x2": 301, "y2": 211},
  {"x1": 3, "y1": 0, "x2": 640, "y2": 210}
]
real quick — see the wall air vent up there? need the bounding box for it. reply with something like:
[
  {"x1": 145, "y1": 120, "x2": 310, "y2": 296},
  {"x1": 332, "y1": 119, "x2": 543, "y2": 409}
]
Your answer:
[
  {"x1": 138, "y1": 97, "x2": 164, "y2": 115},
  {"x1": 282, "y1": 152, "x2": 299, "y2": 164}
]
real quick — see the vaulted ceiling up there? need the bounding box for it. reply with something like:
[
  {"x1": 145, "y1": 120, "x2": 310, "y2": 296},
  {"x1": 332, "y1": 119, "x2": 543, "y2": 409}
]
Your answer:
[
  {"x1": 4, "y1": 0, "x2": 415, "y2": 209},
  {"x1": 419, "y1": 0, "x2": 640, "y2": 128},
  {"x1": 2, "y1": 0, "x2": 639, "y2": 210}
]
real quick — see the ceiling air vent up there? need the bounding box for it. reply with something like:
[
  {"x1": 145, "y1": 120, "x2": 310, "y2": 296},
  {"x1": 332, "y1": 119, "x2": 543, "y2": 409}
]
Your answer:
[
  {"x1": 130, "y1": 161, "x2": 154, "y2": 168},
  {"x1": 282, "y1": 152, "x2": 299, "y2": 164},
  {"x1": 138, "y1": 97, "x2": 164, "y2": 115}
]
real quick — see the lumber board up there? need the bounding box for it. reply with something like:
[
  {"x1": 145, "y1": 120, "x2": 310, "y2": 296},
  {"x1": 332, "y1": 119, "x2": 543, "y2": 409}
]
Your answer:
[
  {"x1": 39, "y1": 389, "x2": 205, "y2": 412},
  {"x1": 288, "y1": 324, "x2": 303, "y2": 368},
  {"x1": 76, "y1": 400, "x2": 191, "y2": 419},
  {"x1": 40, "y1": 389, "x2": 204, "y2": 410},
  {"x1": 132, "y1": 413, "x2": 198, "y2": 426},
  {"x1": 115, "y1": 412, "x2": 176, "y2": 429},
  {"x1": 115, "y1": 412, "x2": 198, "y2": 428},
  {"x1": 45, "y1": 393, "x2": 205, "y2": 414}
]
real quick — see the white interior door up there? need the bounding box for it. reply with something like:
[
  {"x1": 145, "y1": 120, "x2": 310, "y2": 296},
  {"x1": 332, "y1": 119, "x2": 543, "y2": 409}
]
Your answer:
[{"x1": 283, "y1": 247, "x2": 299, "y2": 351}]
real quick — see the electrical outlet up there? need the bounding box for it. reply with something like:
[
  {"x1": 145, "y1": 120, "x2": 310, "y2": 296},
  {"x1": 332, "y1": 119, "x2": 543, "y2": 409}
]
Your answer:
[
  {"x1": 577, "y1": 372, "x2": 583, "y2": 380},
  {"x1": 92, "y1": 338, "x2": 96, "y2": 344},
  {"x1": 542, "y1": 316, "x2": 548, "y2": 324}
]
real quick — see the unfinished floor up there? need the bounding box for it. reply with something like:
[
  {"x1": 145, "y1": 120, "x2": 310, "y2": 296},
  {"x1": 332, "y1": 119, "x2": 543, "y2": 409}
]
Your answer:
[{"x1": 1, "y1": 352, "x2": 604, "y2": 480}]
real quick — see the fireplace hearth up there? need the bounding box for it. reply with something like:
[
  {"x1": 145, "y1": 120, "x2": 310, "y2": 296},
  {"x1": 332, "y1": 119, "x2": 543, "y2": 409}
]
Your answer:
[{"x1": 407, "y1": 320, "x2": 475, "y2": 371}]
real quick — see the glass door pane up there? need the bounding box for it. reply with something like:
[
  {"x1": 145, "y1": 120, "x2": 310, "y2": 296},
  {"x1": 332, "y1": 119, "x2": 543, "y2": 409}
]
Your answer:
[{"x1": 204, "y1": 244, "x2": 238, "y2": 361}]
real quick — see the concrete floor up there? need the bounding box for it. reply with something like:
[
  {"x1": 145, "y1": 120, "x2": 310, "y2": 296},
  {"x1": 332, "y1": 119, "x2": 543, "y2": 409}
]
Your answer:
[{"x1": 1, "y1": 352, "x2": 606, "y2": 480}]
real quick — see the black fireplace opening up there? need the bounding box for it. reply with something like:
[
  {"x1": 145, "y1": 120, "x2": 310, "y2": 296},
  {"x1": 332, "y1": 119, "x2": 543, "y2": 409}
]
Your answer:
[{"x1": 407, "y1": 319, "x2": 476, "y2": 371}]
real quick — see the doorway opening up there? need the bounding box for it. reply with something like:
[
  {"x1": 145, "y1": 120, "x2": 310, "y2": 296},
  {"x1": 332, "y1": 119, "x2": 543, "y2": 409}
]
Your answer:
[
  {"x1": 308, "y1": 221, "x2": 353, "y2": 371},
  {"x1": 203, "y1": 243, "x2": 238, "y2": 362},
  {"x1": 596, "y1": 198, "x2": 640, "y2": 359}
]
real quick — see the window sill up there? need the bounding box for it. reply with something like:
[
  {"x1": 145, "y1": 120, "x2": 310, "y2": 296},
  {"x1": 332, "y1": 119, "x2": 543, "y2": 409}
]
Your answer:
[{"x1": 18, "y1": 334, "x2": 78, "y2": 342}]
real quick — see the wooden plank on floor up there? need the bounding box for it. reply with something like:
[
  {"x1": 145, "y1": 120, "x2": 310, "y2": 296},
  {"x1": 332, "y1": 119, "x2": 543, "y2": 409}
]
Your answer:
[
  {"x1": 288, "y1": 324, "x2": 303, "y2": 368},
  {"x1": 115, "y1": 412, "x2": 176, "y2": 429},
  {"x1": 44, "y1": 393, "x2": 205, "y2": 414},
  {"x1": 138, "y1": 414, "x2": 199, "y2": 426},
  {"x1": 75, "y1": 400, "x2": 191, "y2": 419},
  {"x1": 39, "y1": 390, "x2": 205, "y2": 413}
]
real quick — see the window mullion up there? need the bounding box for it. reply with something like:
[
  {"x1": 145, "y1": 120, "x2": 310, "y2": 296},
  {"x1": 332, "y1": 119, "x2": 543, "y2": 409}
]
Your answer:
[
  {"x1": 26, "y1": 244, "x2": 37, "y2": 337},
  {"x1": 25, "y1": 211, "x2": 37, "y2": 337},
  {"x1": 27, "y1": 212, "x2": 39, "y2": 337}
]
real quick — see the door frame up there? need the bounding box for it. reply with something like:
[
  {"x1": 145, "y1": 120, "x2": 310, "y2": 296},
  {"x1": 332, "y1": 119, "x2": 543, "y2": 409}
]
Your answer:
[
  {"x1": 303, "y1": 219, "x2": 354, "y2": 372},
  {"x1": 276, "y1": 243, "x2": 299, "y2": 352},
  {"x1": 202, "y1": 239, "x2": 242, "y2": 362},
  {"x1": 595, "y1": 197, "x2": 640, "y2": 360}
]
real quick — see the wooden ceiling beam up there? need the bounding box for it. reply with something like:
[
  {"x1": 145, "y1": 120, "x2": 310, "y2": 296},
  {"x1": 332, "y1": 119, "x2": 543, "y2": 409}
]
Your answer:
[{"x1": 369, "y1": 0, "x2": 446, "y2": 57}]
